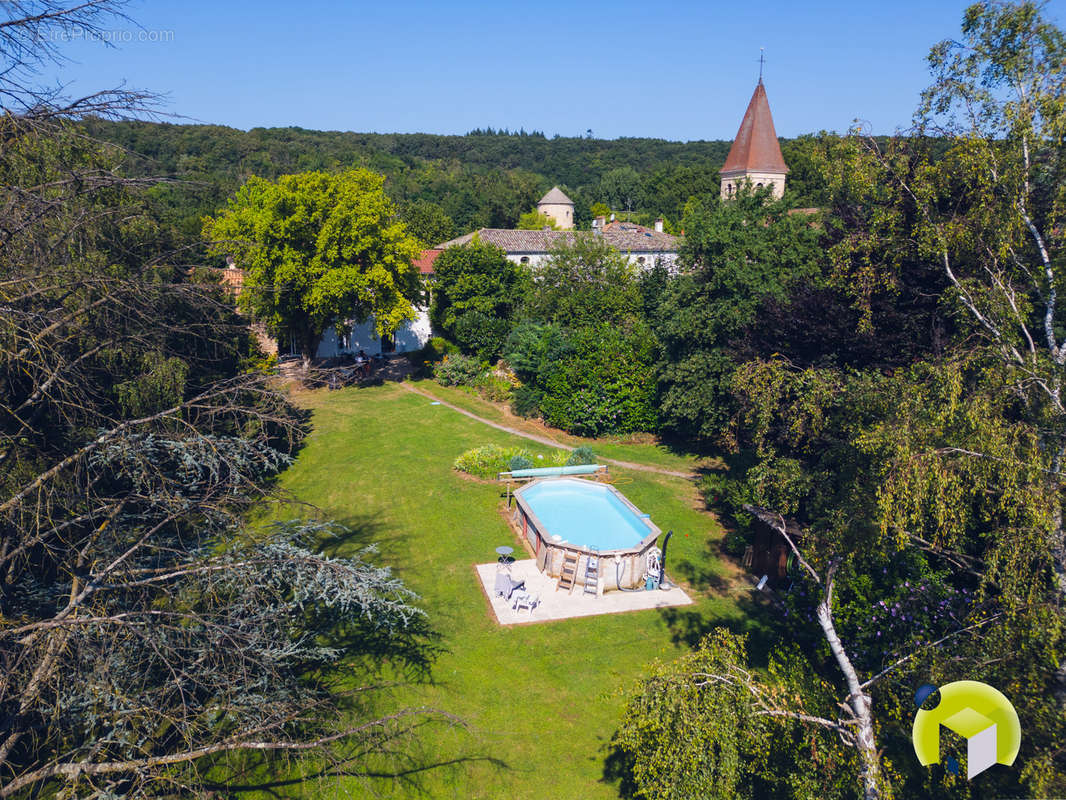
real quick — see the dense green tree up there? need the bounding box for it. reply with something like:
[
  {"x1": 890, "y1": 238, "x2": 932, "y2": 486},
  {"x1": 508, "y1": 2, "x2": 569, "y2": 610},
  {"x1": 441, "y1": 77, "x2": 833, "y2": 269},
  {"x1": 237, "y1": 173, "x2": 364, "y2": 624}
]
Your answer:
[
  {"x1": 523, "y1": 233, "x2": 643, "y2": 328},
  {"x1": 399, "y1": 198, "x2": 455, "y2": 246},
  {"x1": 203, "y1": 168, "x2": 422, "y2": 368},
  {"x1": 623, "y1": 5, "x2": 1066, "y2": 799},
  {"x1": 589, "y1": 201, "x2": 611, "y2": 219},
  {"x1": 430, "y1": 237, "x2": 530, "y2": 360},
  {"x1": 612, "y1": 630, "x2": 858, "y2": 800},
  {"x1": 516, "y1": 209, "x2": 559, "y2": 230},
  {"x1": 652, "y1": 189, "x2": 821, "y2": 444},
  {"x1": 505, "y1": 322, "x2": 658, "y2": 435},
  {"x1": 598, "y1": 166, "x2": 644, "y2": 213},
  {"x1": 82, "y1": 118, "x2": 740, "y2": 245}
]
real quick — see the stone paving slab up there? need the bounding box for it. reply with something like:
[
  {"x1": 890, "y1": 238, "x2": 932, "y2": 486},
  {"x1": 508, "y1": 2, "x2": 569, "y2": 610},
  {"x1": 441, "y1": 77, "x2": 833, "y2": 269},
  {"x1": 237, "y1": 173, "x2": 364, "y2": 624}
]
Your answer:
[{"x1": 475, "y1": 559, "x2": 693, "y2": 625}]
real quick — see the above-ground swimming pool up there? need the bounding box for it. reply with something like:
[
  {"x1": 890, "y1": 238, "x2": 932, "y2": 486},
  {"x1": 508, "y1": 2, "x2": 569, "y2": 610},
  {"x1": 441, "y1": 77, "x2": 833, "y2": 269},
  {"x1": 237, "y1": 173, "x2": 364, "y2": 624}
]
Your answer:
[{"x1": 511, "y1": 477, "x2": 662, "y2": 590}]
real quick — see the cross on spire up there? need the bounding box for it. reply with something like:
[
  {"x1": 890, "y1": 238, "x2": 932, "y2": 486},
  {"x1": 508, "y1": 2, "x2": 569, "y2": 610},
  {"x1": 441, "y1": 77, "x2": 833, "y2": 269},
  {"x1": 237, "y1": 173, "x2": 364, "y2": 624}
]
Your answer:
[{"x1": 758, "y1": 47, "x2": 765, "y2": 84}]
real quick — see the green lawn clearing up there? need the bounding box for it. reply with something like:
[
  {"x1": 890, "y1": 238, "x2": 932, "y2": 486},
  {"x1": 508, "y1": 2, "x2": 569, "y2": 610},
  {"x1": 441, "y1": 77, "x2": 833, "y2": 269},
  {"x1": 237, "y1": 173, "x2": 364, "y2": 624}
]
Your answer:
[
  {"x1": 270, "y1": 382, "x2": 763, "y2": 799},
  {"x1": 406, "y1": 379, "x2": 710, "y2": 475}
]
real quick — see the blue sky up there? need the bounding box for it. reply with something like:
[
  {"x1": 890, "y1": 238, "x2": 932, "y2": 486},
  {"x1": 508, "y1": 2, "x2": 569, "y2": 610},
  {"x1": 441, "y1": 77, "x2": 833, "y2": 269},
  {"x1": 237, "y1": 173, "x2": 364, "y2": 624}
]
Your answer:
[{"x1": 44, "y1": 0, "x2": 1066, "y2": 141}]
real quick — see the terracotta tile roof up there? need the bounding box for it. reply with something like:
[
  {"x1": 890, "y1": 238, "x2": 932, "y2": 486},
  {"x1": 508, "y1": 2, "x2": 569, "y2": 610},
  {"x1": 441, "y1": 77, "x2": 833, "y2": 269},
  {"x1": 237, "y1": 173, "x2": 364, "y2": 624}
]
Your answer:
[
  {"x1": 720, "y1": 81, "x2": 789, "y2": 176},
  {"x1": 435, "y1": 227, "x2": 680, "y2": 254},
  {"x1": 537, "y1": 186, "x2": 574, "y2": 205},
  {"x1": 413, "y1": 248, "x2": 442, "y2": 274}
]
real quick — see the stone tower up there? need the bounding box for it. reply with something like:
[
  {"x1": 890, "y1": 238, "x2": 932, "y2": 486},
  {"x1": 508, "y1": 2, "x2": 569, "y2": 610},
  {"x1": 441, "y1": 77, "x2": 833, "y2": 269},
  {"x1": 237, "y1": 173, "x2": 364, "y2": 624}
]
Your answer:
[
  {"x1": 719, "y1": 79, "x2": 789, "y2": 200},
  {"x1": 536, "y1": 186, "x2": 575, "y2": 230}
]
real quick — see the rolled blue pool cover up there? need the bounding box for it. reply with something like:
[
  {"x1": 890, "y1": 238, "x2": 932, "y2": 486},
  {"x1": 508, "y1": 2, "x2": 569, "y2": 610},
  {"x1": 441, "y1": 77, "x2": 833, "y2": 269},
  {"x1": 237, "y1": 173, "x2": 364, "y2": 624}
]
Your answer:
[{"x1": 508, "y1": 464, "x2": 604, "y2": 478}]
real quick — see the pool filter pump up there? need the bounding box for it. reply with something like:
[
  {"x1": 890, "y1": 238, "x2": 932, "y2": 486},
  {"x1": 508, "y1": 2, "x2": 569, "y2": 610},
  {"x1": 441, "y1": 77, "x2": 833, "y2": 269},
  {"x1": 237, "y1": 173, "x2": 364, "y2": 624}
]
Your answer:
[{"x1": 645, "y1": 548, "x2": 662, "y2": 591}]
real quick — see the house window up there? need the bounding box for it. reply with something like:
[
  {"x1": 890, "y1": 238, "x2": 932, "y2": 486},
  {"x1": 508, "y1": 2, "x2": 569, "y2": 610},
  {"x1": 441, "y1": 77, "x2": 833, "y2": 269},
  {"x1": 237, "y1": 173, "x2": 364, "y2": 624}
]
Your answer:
[
  {"x1": 756, "y1": 182, "x2": 764, "y2": 188},
  {"x1": 637, "y1": 256, "x2": 646, "y2": 265},
  {"x1": 520, "y1": 256, "x2": 529, "y2": 264}
]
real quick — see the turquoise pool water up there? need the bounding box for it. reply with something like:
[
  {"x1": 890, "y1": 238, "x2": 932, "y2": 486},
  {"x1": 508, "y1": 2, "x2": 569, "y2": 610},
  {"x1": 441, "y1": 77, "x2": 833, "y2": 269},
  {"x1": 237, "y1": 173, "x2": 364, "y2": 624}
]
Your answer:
[{"x1": 520, "y1": 479, "x2": 652, "y2": 550}]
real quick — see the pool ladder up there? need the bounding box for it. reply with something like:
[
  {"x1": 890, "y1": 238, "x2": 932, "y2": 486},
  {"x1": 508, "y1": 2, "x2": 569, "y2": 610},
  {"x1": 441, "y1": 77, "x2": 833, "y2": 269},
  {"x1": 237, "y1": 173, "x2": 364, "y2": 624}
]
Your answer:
[
  {"x1": 583, "y1": 549, "x2": 599, "y2": 597},
  {"x1": 556, "y1": 552, "x2": 579, "y2": 593}
]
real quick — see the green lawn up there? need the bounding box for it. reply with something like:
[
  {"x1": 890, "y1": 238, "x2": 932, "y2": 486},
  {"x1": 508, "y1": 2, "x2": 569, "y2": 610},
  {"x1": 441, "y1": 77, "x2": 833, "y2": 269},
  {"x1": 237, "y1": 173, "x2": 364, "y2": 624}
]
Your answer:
[
  {"x1": 271, "y1": 382, "x2": 762, "y2": 799},
  {"x1": 406, "y1": 379, "x2": 717, "y2": 474}
]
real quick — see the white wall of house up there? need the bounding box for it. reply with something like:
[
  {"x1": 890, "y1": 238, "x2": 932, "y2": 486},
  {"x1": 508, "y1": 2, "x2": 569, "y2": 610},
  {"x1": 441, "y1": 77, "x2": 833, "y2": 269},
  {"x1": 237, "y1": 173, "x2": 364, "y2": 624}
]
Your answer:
[
  {"x1": 314, "y1": 307, "x2": 432, "y2": 359},
  {"x1": 503, "y1": 252, "x2": 679, "y2": 272},
  {"x1": 395, "y1": 307, "x2": 433, "y2": 351}
]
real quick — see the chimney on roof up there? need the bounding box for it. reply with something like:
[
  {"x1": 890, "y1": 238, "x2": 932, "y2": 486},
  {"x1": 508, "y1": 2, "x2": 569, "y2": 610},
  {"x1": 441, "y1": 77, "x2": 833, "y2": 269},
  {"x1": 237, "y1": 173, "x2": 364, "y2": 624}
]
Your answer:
[
  {"x1": 592, "y1": 215, "x2": 605, "y2": 231},
  {"x1": 609, "y1": 213, "x2": 616, "y2": 222},
  {"x1": 654, "y1": 218, "x2": 664, "y2": 233}
]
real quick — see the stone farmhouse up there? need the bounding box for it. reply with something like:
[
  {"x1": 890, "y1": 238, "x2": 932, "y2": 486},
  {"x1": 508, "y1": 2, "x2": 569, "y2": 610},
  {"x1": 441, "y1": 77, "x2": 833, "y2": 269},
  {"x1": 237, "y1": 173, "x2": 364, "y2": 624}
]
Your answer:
[{"x1": 435, "y1": 219, "x2": 680, "y2": 270}]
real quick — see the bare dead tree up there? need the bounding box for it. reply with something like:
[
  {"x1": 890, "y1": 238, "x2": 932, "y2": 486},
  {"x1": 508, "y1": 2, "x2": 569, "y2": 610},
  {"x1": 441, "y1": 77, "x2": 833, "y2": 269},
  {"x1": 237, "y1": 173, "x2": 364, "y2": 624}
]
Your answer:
[{"x1": 0, "y1": 5, "x2": 455, "y2": 797}]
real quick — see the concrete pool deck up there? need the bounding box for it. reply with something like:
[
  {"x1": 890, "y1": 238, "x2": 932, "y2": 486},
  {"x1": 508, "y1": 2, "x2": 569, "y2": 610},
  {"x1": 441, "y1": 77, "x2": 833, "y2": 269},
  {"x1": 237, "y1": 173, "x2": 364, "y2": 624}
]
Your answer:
[{"x1": 475, "y1": 559, "x2": 693, "y2": 626}]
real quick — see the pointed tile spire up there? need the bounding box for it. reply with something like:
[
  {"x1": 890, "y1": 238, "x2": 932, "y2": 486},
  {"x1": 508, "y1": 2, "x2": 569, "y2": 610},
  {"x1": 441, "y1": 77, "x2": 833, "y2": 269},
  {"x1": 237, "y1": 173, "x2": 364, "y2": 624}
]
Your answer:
[{"x1": 720, "y1": 82, "x2": 788, "y2": 176}]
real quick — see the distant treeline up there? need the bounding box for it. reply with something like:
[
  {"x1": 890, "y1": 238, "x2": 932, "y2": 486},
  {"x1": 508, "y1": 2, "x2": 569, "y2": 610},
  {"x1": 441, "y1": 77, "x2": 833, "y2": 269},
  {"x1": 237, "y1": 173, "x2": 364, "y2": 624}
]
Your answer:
[{"x1": 80, "y1": 119, "x2": 867, "y2": 250}]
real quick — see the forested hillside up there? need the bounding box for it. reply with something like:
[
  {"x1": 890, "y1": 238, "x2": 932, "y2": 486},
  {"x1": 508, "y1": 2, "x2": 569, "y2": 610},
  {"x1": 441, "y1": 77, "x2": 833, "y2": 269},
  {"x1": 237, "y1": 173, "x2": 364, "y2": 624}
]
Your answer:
[{"x1": 80, "y1": 119, "x2": 829, "y2": 248}]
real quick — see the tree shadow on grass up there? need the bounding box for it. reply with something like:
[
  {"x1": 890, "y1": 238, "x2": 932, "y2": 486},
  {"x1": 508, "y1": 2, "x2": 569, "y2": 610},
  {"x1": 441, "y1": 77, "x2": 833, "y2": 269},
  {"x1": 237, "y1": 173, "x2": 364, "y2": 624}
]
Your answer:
[
  {"x1": 205, "y1": 730, "x2": 509, "y2": 799},
  {"x1": 314, "y1": 510, "x2": 397, "y2": 558},
  {"x1": 197, "y1": 508, "x2": 513, "y2": 799},
  {"x1": 600, "y1": 743, "x2": 640, "y2": 800},
  {"x1": 661, "y1": 514, "x2": 789, "y2": 669},
  {"x1": 658, "y1": 594, "x2": 781, "y2": 668}
]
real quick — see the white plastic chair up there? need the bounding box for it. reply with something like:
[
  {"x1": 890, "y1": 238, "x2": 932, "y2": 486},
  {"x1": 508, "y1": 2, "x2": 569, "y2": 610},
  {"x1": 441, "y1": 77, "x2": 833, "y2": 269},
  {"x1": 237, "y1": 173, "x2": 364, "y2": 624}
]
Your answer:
[{"x1": 512, "y1": 592, "x2": 539, "y2": 614}]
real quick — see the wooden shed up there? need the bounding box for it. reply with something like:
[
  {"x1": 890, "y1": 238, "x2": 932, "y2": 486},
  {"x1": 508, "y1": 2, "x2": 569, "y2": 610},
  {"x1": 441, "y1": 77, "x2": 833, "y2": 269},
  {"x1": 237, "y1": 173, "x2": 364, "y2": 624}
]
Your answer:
[{"x1": 742, "y1": 514, "x2": 804, "y2": 583}]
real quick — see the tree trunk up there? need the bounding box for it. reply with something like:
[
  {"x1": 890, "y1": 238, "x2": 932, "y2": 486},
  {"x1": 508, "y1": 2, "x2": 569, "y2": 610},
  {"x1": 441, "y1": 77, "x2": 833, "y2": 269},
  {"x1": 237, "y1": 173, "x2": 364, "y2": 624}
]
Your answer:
[
  {"x1": 816, "y1": 581, "x2": 881, "y2": 800},
  {"x1": 299, "y1": 329, "x2": 322, "y2": 374}
]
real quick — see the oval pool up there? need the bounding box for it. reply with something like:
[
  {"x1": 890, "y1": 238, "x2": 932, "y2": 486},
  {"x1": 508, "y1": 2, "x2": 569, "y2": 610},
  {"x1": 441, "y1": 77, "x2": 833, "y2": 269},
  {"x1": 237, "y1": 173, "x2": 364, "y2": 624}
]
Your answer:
[{"x1": 511, "y1": 477, "x2": 661, "y2": 590}]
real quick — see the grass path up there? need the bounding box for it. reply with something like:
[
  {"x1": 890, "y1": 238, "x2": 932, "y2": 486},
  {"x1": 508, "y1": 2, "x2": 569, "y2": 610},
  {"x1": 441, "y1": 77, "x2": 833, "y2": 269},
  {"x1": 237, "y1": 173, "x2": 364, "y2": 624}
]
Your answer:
[
  {"x1": 398, "y1": 381, "x2": 695, "y2": 479},
  {"x1": 404, "y1": 379, "x2": 712, "y2": 475},
  {"x1": 271, "y1": 383, "x2": 762, "y2": 799}
]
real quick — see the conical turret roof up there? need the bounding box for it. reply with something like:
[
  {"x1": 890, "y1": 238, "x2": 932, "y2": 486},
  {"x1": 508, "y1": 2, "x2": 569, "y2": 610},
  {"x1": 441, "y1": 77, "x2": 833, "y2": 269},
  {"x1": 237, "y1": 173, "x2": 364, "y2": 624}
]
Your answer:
[
  {"x1": 538, "y1": 186, "x2": 574, "y2": 205},
  {"x1": 720, "y1": 81, "x2": 789, "y2": 175}
]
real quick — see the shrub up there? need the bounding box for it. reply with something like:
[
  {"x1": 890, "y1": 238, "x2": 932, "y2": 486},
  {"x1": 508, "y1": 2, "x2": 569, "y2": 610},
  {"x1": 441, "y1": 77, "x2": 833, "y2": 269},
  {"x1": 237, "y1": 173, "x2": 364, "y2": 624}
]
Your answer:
[
  {"x1": 510, "y1": 383, "x2": 543, "y2": 417},
  {"x1": 505, "y1": 321, "x2": 658, "y2": 436},
  {"x1": 407, "y1": 336, "x2": 458, "y2": 377},
  {"x1": 454, "y1": 444, "x2": 567, "y2": 478},
  {"x1": 538, "y1": 325, "x2": 659, "y2": 436},
  {"x1": 453, "y1": 310, "x2": 511, "y2": 362},
  {"x1": 474, "y1": 372, "x2": 514, "y2": 403},
  {"x1": 566, "y1": 446, "x2": 597, "y2": 466},
  {"x1": 433, "y1": 353, "x2": 484, "y2": 386},
  {"x1": 419, "y1": 336, "x2": 458, "y2": 364},
  {"x1": 508, "y1": 455, "x2": 533, "y2": 471}
]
